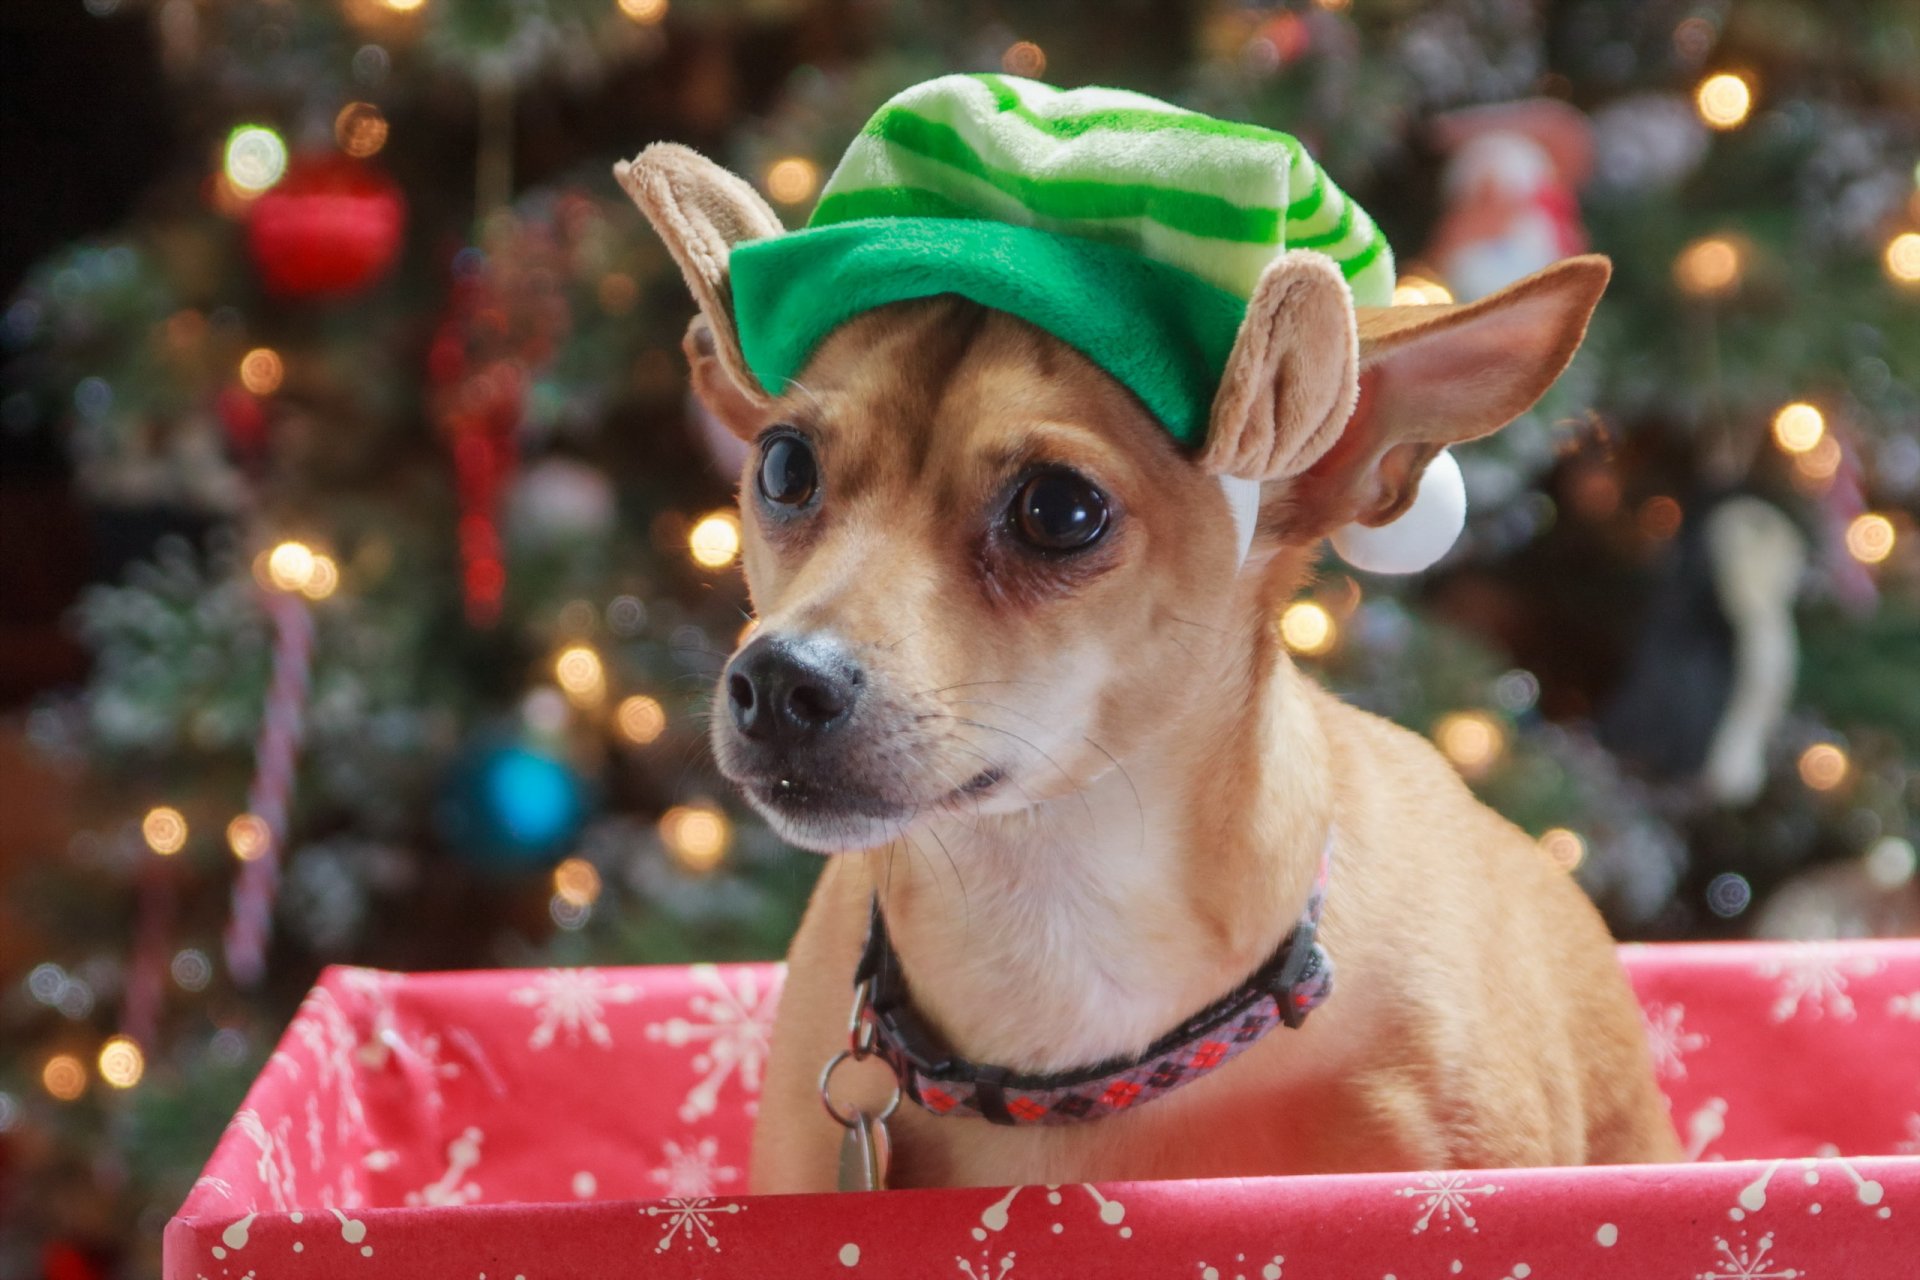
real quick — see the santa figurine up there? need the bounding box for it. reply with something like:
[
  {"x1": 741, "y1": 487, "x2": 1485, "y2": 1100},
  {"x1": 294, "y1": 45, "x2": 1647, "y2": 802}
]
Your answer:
[{"x1": 1422, "y1": 98, "x2": 1593, "y2": 302}]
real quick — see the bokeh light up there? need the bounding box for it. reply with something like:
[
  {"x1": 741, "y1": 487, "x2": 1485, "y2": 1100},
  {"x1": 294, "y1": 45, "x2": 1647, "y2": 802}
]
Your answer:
[
  {"x1": 1846, "y1": 513, "x2": 1896, "y2": 565},
  {"x1": 1538, "y1": 827, "x2": 1586, "y2": 872},
  {"x1": 334, "y1": 102, "x2": 390, "y2": 158},
  {"x1": 226, "y1": 814, "x2": 272, "y2": 862},
  {"x1": 689, "y1": 512, "x2": 742, "y2": 569},
  {"x1": 1435, "y1": 711, "x2": 1506, "y2": 779},
  {"x1": 1694, "y1": 72, "x2": 1753, "y2": 130},
  {"x1": 1278, "y1": 601, "x2": 1336, "y2": 656},
  {"x1": 223, "y1": 125, "x2": 288, "y2": 194},
  {"x1": 765, "y1": 157, "x2": 819, "y2": 205},
  {"x1": 267, "y1": 540, "x2": 317, "y2": 592},
  {"x1": 300, "y1": 554, "x2": 340, "y2": 600},
  {"x1": 552, "y1": 856, "x2": 602, "y2": 907},
  {"x1": 238, "y1": 347, "x2": 284, "y2": 395},
  {"x1": 1673, "y1": 236, "x2": 1743, "y2": 298},
  {"x1": 1797, "y1": 742, "x2": 1849, "y2": 792},
  {"x1": 615, "y1": 694, "x2": 667, "y2": 745},
  {"x1": 617, "y1": 0, "x2": 668, "y2": 23},
  {"x1": 1392, "y1": 275, "x2": 1454, "y2": 306},
  {"x1": 1771, "y1": 402, "x2": 1824, "y2": 455},
  {"x1": 661, "y1": 804, "x2": 730, "y2": 873},
  {"x1": 143, "y1": 806, "x2": 188, "y2": 856},
  {"x1": 1002, "y1": 41, "x2": 1047, "y2": 78},
  {"x1": 554, "y1": 645, "x2": 606, "y2": 706},
  {"x1": 1885, "y1": 232, "x2": 1920, "y2": 286},
  {"x1": 97, "y1": 1036, "x2": 145, "y2": 1090},
  {"x1": 42, "y1": 1055, "x2": 86, "y2": 1102}
]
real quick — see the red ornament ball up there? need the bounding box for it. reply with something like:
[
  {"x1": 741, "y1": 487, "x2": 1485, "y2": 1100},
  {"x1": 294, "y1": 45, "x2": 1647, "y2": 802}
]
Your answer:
[{"x1": 246, "y1": 155, "x2": 405, "y2": 298}]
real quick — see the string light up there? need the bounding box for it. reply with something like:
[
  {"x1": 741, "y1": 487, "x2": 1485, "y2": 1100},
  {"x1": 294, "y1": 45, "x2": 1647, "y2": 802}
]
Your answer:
[
  {"x1": 554, "y1": 645, "x2": 606, "y2": 706},
  {"x1": 1885, "y1": 231, "x2": 1920, "y2": 286},
  {"x1": 1391, "y1": 274, "x2": 1454, "y2": 306},
  {"x1": 616, "y1": 694, "x2": 667, "y2": 745},
  {"x1": 1694, "y1": 72, "x2": 1753, "y2": 130},
  {"x1": 617, "y1": 0, "x2": 668, "y2": 23},
  {"x1": 42, "y1": 1055, "x2": 86, "y2": 1102},
  {"x1": 661, "y1": 804, "x2": 730, "y2": 873},
  {"x1": 553, "y1": 856, "x2": 603, "y2": 907},
  {"x1": 223, "y1": 125, "x2": 288, "y2": 194},
  {"x1": 1846, "y1": 512, "x2": 1896, "y2": 565},
  {"x1": 1636, "y1": 495, "x2": 1683, "y2": 541},
  {"x1": 300, "y1": 554, "x2": 339, "y2": 600},
  {"x1": 1002, "y1": 40, "x2": 1046, "y2": 78},
  {"x1": 1278, "y1": 601, "x2": 1337, "y2": 655},
  {"x1": 267, "y1": 540, "x2": 316, "y2": 592},
  {"x1": 1794, "y1": 433, "x2": 1842, "y2": 482},
  {"x1": 1538, "y1": 827, "x2": 1586, "y2": 872},
  {"x1": 688, "y1": 512, "x2": 742, "y2": 569},
  {"x1": 765, "y1": 157, "x2": 819, "y2": 205},
  {"x1": 380, "y1": 0, "x2": 426, "y2": 11},
  {"x1": 334, "y1": 102, "x2": 389, "y2": 159},
  {"x1": 1673, "y1": 235, "x2": 1743, "y2": 297},
  {"x1": 238, "y1": 347, "x2": 284, "y2": 395},
  {"x1": 1797, "y1": 742, "x2": 1849, "y2": 791},
  {"x1": 143, "y1": 806, "x2": 188, "y2": 856},
  {"x1": 97, "y1": 1036, "x2": 145, "y2": 1090},
  {"x1": 1771, "y1": 402, "x2": 1824, "y2": 454},
  {"x1": 226, "y1": 814, "x2": 271, "y2": 862},
  {"x1": 1434, "y1": 711, "x2": 1506, "y2": 779}
]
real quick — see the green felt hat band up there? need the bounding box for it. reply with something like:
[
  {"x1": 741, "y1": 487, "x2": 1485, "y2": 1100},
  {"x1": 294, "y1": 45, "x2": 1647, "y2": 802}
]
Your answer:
[{"x1": 727, "y1": 218, "x2": 1249, "y2": 446}]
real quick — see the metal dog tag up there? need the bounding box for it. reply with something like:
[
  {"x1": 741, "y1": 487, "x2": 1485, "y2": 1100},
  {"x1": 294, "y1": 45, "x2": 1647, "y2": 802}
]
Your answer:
[{"x1": 836, "y1": 1109, "x2": 891, "y2": 1192}]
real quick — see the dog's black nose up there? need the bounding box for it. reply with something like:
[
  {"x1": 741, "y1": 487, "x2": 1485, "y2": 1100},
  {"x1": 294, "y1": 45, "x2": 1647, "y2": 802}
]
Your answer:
[{"x1": 726, "y1": 633, "x2": 862, "y2": 745}]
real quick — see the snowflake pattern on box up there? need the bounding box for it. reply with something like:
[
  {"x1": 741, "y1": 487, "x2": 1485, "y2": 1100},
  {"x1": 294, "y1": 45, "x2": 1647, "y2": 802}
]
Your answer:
[
  {"x1": 645, "y1": 964, "x2": 779, "y2": 1122},
  {"x1": 1757, "y1": 947, "x2": 1885, "y2": 1023},
  {"x1": 1696, "y1": 1231, "x2": 1800, "y2": 1279},
  {"x1": 649, "y1": 1136, "x2": 739, "y2": 1198},
  {"x1": 1395, "y1": 1172, "x2": 1502, "y2": 1233},
  {"x1": 1194, "y1": 1252, "x2": 1284, "y2": 1279},
  {"x1": 1643, "y1": 1001, "x2": 1709, "y2": 1080},
  {"x1": 642, "y1": 1196, "x2": 745, "y2": 1253},
  {"x1": 510, "y1": 967, "x2": 640, "y2": 1049}
]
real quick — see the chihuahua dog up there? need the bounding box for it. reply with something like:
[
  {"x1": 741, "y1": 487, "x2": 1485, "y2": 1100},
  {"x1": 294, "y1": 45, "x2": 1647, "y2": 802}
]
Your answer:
[{"x1": 618, "y1": 143, "x2": 1681, "y2": 1192}]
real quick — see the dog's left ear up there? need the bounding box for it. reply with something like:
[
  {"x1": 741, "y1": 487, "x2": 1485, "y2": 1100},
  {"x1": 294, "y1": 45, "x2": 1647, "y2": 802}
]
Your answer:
[
  {"x1": 1203, "y1": 252, "x2": 1611, "y2": 541},
  {"x1": 615, "y1": 143, "x2": 784, "y2": 437}
]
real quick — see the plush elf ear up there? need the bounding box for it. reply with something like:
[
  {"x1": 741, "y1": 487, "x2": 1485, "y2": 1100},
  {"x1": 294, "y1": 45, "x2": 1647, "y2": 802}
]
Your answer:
[
  {"x1": 614, "y1": 143, "x2": 783, "y2": 437},
  {"x1": 1270, "y1": 254, "x2": 1611, "y2": 563}
]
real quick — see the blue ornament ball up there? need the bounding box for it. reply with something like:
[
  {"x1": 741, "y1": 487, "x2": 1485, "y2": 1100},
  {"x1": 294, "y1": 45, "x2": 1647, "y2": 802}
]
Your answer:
[{"x1": 439, "y1": 740, "x2": 590, "y2": 870}]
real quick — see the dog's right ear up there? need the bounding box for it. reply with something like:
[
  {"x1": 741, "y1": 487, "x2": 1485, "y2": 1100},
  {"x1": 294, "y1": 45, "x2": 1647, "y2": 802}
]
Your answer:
[{"x1": 615, "y1": 143, "x2": 783, "y2": 439}]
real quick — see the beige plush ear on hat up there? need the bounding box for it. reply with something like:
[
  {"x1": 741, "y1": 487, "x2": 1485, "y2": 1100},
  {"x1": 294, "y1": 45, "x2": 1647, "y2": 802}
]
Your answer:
[
  {"x1": 1207, "y1": 253, "x2": 1611, "y2": 542},
  {"x1": 1200, "y1": 250, "x2": 1360, "y2": 483},
  {"x1": 614, "y1": 143, "x2": 784, "y2": 435}
]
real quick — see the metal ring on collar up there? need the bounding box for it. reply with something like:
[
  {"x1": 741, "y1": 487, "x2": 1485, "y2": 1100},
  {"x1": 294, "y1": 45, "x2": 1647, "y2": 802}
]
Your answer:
[{"x1": 818, "y1": 1049, "x2": 902, "y2": 1129}]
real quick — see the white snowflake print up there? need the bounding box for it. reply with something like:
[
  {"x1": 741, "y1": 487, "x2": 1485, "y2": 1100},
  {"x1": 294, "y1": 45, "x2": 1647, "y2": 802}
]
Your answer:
[
  {"x1": 649, "y1": 1136, "x2": 740, "y2": 1198},
  {"x1": 646, "y1": 964, "x2": 780, "y2": 1121},
  {"x1": 957, "y1": 1250, "x2": 1016, "y2": 1280},
  {"x1": 1195, "y1": 1253, "x2": 1283, "y2": 1280},
  {"x1": 1696, "y1": 1231, "x2": 1801, "y2": 1279},
  {"x1": 1887, "y1": 992, "x2": 1920, "y2": 1020},
  {"x1": 1642, "y1": 1001, "x2": 1709, "y2": 1080},
  {"x1": 1757, "y1": 946, "x2": 1884, "y2": 1023},
  {"x1": 403, "y1": 1126, "x2": 483, "y2": 1206},
  {"x1": 641, "y1": 1196, "x2": 745, "y2": 1252},
  {"x1": 970, "y1": 1184, "x2": 1131, "y2": 1242},
  {"x1": 510, "y1": 968, "x2": 640, "y2": 1050},
  {"x1": 1394, "y1": 1172, "x2": 1501, "y2": 1233}
]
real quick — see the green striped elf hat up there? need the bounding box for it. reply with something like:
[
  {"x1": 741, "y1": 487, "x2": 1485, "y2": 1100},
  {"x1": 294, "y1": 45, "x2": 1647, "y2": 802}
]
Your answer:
[
  {"x1": 732, "y1": 73, "x2": 1393, "y2": 448},
  {"x1": 724, "y1": 75, "x2": 1467, "y2": 572}
]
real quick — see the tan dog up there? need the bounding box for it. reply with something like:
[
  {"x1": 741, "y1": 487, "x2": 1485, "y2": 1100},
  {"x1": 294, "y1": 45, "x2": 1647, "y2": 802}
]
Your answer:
[{"x1": 618, "y1": 144, "x2": 1682, "y2": 1192}]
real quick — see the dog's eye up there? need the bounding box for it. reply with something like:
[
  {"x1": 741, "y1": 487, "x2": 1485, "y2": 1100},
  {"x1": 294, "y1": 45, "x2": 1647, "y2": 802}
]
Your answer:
[
  {"x1": 757, "y1": 434, "x2": 818, "y2": 508},
  {"x1": 1010, "y1": 469, "x2": 1110, "y2": 552}
]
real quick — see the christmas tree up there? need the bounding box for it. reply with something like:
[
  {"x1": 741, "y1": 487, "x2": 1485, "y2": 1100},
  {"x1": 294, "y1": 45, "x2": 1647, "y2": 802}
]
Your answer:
[{"x1": 3, "y1": 1, "x2": 1919, "y2": 1275}]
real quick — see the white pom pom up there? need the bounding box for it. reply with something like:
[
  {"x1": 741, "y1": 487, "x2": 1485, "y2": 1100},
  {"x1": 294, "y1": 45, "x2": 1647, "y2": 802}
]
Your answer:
[{"x1": 1329, "y1": 448, "x2": 1467, "y2": 575}]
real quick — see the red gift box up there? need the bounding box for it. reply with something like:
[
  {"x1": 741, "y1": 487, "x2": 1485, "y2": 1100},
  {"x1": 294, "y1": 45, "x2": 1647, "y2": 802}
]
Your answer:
[{"x1": 167, "y1": 941, "x2": 1920, "y2": 1278}]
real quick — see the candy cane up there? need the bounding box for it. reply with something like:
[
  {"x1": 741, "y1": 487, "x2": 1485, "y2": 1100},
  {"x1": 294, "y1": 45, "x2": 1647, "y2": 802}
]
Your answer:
[{"x1": 224, "y1": 588, "x2": 316, "y2": 987}]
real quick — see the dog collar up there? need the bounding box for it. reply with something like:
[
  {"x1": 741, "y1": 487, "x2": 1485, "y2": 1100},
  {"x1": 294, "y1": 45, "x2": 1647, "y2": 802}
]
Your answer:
[{"x1": 850, "y1": 833, "x2": 1334, "y2": 1126}]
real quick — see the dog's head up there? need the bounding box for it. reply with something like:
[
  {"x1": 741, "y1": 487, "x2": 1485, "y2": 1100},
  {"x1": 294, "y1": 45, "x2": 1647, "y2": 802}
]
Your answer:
[{"x1": 619, "y1": 145, "x2": 1608, "y2": 853}]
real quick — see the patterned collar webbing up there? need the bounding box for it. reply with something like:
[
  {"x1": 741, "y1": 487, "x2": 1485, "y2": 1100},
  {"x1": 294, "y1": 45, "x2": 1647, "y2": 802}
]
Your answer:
[{"x1": 853, "y1": 834, "x2": 1335, "y2": 1127}]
